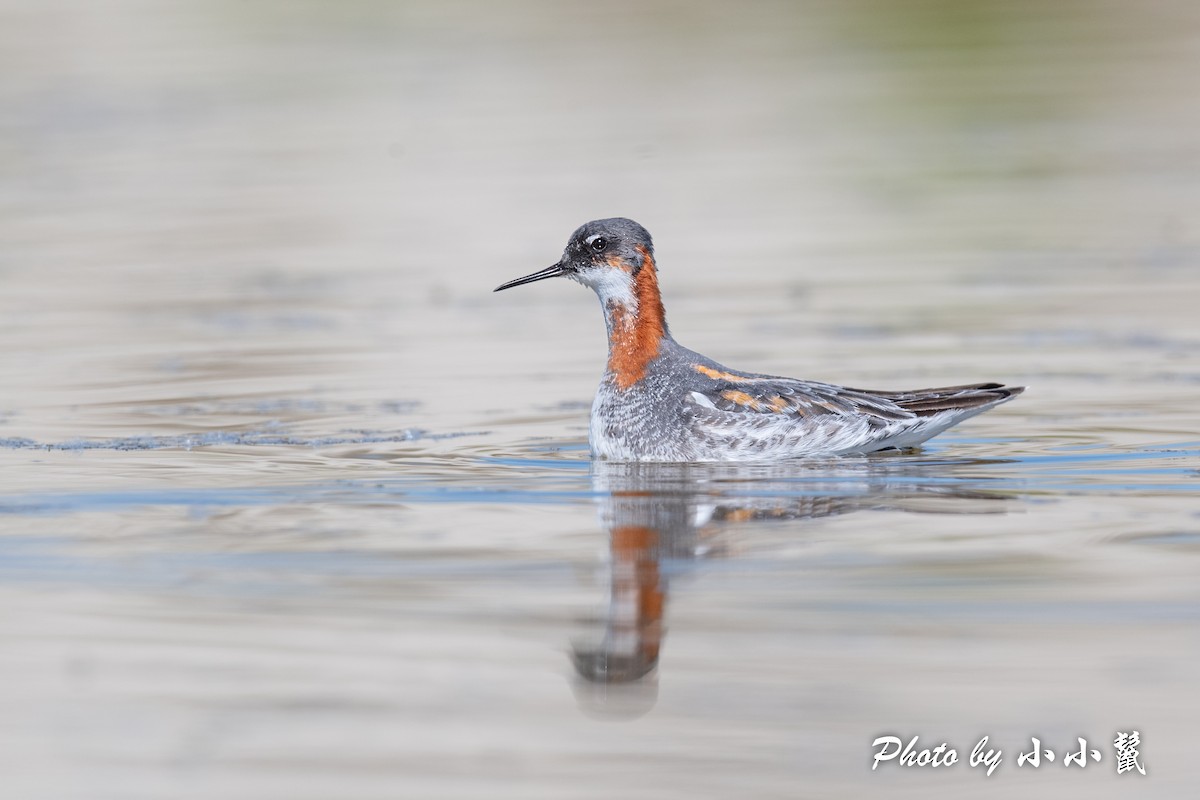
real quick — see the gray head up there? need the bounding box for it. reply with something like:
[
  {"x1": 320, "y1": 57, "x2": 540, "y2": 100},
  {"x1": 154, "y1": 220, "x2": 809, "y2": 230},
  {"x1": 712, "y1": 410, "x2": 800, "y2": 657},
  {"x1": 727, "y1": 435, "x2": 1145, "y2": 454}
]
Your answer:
[{"x1": 494, "y1": 218, "x2": 656, "y2": 298}]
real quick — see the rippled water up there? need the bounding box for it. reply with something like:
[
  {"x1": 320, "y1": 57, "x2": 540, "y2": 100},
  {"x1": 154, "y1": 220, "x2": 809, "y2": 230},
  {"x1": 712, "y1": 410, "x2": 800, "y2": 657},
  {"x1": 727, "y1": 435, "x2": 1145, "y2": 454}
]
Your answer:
[{"x1": 2, "y1": 1, "x2": 1198, "y2": 797}]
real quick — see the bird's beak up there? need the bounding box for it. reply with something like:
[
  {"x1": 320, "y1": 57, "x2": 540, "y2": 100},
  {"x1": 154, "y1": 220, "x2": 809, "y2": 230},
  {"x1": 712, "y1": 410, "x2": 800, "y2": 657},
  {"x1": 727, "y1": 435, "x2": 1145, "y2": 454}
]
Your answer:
[{"x1": 494, "y1": 262, "x2": 567, "y2": 292}]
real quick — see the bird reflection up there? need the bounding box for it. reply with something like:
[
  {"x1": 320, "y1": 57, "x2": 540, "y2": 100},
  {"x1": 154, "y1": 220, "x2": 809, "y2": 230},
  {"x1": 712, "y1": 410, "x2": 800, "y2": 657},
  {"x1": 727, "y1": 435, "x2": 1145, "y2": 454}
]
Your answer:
[{"x1": 570, "y1": 455, "x2": 1014, "y2": 708}]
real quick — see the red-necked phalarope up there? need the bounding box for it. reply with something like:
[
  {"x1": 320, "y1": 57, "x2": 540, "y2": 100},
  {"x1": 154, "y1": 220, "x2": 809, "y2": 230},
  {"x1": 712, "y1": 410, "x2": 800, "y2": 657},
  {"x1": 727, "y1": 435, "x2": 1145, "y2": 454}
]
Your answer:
[{"x1": 495, "y1": 218, "x2": 1023, "y2": 462}]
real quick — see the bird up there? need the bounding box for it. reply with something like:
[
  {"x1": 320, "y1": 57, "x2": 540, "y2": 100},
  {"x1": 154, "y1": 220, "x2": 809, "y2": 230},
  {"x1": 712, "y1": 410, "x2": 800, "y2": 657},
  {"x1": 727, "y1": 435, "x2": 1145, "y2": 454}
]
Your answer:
[{"x1": 494, "y1": 218, "x2": 1023, "y2": 462}]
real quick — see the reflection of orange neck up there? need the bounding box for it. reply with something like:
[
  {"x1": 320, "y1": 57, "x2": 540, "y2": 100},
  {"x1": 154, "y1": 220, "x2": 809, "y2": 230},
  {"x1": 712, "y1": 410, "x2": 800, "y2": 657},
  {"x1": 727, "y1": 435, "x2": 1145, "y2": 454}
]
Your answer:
[
  {"x1": 606, "y1": 247, "x2": 667, "y2": 390},
  {"x1": 611, "y1": 524, "x2": 665, "y2": 665}
]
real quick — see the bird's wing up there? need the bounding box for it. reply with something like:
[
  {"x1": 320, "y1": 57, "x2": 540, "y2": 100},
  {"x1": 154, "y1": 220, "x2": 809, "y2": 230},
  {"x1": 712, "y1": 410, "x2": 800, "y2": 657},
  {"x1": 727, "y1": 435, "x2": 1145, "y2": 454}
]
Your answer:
[
  {"x1": 685, "y1": 373, "x2": 1021, "y2": 422},
  {"x1": 685, "y1": 376, "x2": 914, "y2": 426}
]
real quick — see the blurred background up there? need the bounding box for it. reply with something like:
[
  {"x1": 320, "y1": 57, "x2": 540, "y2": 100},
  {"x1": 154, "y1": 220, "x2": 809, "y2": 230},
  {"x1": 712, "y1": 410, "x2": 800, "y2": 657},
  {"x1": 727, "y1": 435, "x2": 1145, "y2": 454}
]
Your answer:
[{"x1": 1, "y1": 1, "x2": 1198, "y2": 798}]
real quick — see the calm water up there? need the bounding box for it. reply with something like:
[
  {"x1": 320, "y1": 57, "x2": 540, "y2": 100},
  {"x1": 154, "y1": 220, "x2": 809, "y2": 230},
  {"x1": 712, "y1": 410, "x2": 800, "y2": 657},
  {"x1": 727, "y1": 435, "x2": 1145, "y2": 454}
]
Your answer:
[{"x1": 2, "y1": 1, "x2": 1199, "y2": 797}]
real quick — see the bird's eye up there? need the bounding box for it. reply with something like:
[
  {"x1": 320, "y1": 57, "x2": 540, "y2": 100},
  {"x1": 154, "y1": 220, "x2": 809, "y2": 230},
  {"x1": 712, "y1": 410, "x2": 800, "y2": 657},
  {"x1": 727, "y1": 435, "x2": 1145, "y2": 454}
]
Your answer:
[{"x1": 589, "y1": 236, "x2": 608, "y2": 253}]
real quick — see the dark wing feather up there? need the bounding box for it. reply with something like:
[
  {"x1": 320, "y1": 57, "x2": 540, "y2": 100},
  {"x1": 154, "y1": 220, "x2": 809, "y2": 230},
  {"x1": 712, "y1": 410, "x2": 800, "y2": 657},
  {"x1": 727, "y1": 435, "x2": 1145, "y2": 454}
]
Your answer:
[{"x1": 859, "y1": 383, "x2": 1025, "y2": 416}]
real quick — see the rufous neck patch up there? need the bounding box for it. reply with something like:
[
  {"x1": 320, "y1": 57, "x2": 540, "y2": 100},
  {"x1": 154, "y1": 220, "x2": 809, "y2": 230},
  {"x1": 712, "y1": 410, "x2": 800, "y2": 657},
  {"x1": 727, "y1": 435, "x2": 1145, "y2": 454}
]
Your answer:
[{"x1": 606, "y1": 247, "x2": 666, "y2": 390}]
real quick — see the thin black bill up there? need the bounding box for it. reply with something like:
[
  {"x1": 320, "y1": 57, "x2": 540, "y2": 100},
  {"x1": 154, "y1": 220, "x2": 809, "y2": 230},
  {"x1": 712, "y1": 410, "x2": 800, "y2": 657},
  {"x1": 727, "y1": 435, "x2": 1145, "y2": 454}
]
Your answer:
[{"x1": 493, "y1": 263, "x2": 567, "y2": 292}]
